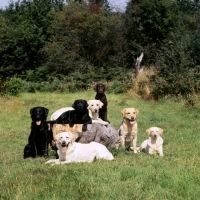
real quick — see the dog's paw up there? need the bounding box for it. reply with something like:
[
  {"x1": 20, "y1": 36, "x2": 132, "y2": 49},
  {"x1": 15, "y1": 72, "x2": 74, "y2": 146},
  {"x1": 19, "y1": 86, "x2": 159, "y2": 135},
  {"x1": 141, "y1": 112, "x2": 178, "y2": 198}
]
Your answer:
[
  {"x1": 130, "y1": 147, "x2": 138, "y2": 153},
  {"x1": 69, "y1": 123, "x2": 74, "y2": 127},
  {"x1": 82, "y1": 127, "x2": 87, "y2": 132},
  {"x1": 136, "y1": 147, "x2": 140, "y2": 152}
]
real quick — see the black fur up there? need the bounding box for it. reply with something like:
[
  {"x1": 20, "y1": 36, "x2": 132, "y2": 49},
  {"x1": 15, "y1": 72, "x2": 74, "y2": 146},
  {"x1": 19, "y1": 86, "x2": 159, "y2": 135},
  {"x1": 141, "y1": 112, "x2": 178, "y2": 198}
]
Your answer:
[
  {"x1": 23, "y1": 106, "x2": 53, "y2": 159},
  {"x1": 47, "y1": 110, "x2": 76, "y2": 127},
  {"x1": 94, "y1": 83, "x2": 109, "y2": 122},
  {"x1": 48, "y1": 99, "x2": 92, "y2": 132}
]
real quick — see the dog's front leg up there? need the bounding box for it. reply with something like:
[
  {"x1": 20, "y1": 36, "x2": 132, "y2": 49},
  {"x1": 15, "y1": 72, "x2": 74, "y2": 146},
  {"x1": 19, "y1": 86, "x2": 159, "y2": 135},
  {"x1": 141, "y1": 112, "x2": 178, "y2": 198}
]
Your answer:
[
  {"x1": 44, "y1": 131, "x2": 49, "y2": 158},
  {"x1": 31, "y1": 131, "x2": 39, "y2": 158},
  {"x1": 82, "y1": 123, "x2": 87, "y2": 132},
  {"x1": 132, "y1": 136, "x2": 138, "y2": 153},
  {"x1": 158, "y1": 146, "x2": 164, "y2": 157},
  {"x1": 44, "y1": 141, "x2": 48, "y2": 158},
  {"x1": 33, "y1": 141, "x2": 39, "y2": 158},
  {"x1": 120, "y1": 136, "x2": 125, "y2": 150}
]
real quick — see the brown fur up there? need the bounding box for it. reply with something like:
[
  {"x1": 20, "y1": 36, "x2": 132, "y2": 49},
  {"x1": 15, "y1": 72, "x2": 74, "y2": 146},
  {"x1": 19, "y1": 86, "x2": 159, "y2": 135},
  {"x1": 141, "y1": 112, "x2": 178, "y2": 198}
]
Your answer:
[{"x1": 94, "y1": 83, "x2": 109, "y2": 122}]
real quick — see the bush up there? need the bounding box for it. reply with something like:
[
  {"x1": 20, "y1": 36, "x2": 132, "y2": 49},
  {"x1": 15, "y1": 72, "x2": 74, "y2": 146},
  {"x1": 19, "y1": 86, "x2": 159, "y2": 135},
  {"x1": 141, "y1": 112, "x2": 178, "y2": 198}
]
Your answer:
[{"x1": 4, "y1": 76, "x2": 25, "y2": 96}]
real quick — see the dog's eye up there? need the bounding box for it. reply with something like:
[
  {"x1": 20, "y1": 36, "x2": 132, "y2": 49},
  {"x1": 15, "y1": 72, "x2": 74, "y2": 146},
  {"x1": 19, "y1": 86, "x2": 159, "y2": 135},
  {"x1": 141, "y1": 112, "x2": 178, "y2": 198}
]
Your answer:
[
  {"x1": 97, "y1": 104, "x2": 99, "y2": 106},
  {"x1": 127, "y1": 112, "x2": 130, "y2": 114}
]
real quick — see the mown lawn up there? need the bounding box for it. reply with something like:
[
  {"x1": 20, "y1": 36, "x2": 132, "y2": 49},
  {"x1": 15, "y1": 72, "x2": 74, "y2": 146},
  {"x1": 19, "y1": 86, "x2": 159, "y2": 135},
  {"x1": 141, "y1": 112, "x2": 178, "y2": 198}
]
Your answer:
[{"x1": 0, "y1": 91, "x2": 200, "y2": 200}]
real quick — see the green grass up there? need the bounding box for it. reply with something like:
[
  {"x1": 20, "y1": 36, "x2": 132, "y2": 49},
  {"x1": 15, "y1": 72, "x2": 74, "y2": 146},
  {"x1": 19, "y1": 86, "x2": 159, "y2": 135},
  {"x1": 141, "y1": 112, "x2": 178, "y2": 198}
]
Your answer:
[{"x1": 0, "y1": 91, "x2": 200, "y2": 199}]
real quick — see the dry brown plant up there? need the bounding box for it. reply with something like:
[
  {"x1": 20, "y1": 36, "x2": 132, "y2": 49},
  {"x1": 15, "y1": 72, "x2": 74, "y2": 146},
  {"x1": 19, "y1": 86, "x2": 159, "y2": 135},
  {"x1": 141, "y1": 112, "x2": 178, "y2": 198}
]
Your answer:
[{"x1": 127, "y1": 67, "x2": 156, "y2": 100}]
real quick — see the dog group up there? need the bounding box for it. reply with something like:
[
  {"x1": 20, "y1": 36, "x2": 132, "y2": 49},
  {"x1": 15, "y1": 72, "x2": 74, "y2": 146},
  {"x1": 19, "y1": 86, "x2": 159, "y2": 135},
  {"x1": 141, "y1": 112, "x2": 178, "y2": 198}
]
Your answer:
[
  {"x1": 23, "y1": 83, "x2": 164, "y2": 165},
  {"x1": 23, "y1": 83, "x2": 112, "y2": 160}
]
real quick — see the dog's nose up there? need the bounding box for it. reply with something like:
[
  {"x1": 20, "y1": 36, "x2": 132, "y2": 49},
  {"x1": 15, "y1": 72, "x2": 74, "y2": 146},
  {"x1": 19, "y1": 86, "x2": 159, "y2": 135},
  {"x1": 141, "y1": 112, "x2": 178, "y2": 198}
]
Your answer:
[
  {"x1": 154, "y1": 135, "x2": 157, "y2": 137},
  {"x1": 61, "y1": 141, "x2": 66, "y2": 145}
]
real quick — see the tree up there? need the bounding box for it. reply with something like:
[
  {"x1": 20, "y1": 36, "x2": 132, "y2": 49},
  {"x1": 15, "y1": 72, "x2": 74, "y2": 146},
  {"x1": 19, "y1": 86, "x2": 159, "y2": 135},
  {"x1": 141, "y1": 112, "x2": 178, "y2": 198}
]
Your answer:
[
  {"x1": 125, "y1": 0, "x2": 179, "y2": 65},
  {"x1": 0, "y1": 0, "x2": 64, "y2": 77},
  {"x1": 44, "y1": 2, "x2": 127, "y2": 75}
]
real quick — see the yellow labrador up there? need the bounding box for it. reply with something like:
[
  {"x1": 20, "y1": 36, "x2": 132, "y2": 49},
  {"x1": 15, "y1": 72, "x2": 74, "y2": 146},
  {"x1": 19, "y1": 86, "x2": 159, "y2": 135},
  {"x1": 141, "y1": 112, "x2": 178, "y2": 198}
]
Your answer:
[
  {"x1": 49, "y1": 107, "x2": 82, "y2": 144},
  {"x1": 139, "y1": 127, "x2": 164, "y2": 156},
  {"x1": 46, "y1": 132, "x2": 114, "y2": 165},
  {"x1": 87, "y1": 100, "x2": 109, "y2": 125},
  {"x1": 118, "y1": 108, "x2": 139, "y2": 153}
]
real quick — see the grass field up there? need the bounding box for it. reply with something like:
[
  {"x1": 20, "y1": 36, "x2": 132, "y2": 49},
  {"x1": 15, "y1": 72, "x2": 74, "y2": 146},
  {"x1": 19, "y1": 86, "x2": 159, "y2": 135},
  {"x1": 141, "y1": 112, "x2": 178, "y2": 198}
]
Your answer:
[{"x1": 0, "y1": 90, "x2": 200, "y2": 199}]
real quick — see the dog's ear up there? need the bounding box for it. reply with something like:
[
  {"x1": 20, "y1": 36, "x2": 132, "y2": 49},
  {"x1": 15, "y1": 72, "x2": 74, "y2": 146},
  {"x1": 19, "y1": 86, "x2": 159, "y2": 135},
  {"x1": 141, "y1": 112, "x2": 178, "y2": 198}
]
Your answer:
[
  {"x1": 85, "y1": 100, "x2": 89, "y2": 109},
  {"x1": 30, "y1": 108, "x2": 34, "y2": 115},
  {"x1": 44, "y1": 107, "x2": 49, "y2": 118},
  {"x1": 69, "y1": 132, "x2": 78, "y2": 142},
  {"x1": 71, "y1": 100, "x2": 76, "y2": 109},
  {"x1": 99, "y1": 100, "x2": 104, "y2": 108},
  {"x1": 87, "y1": 100, "x2": 91, "y2": 109},
  {"x1": 87, "y1": 100, "x2": 91, "y2": 105},
  {"x1": 135, "y1": 108, "x2": 139, "y2": 116},
  {"x1": 159, "y1": 128, "x2": 164, "y2": 136},
  {"x1": 146, "y1": 128, "x2": 151, "y2": 136},
  {"x1": 121, "y1": 109, "x2": 126, "y2": 117},
  {"x1": 67, "y1": 132, "x2": 76, "y2": 143}
]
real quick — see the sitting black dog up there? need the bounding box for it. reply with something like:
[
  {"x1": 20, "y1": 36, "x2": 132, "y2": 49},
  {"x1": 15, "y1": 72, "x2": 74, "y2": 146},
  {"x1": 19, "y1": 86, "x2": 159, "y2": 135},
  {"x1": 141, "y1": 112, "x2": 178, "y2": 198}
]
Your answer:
[
  {"x1": 23, "y1": 106, "x2": 53, "y2": 159},
  {"x1": 48, "y1": 99, "x2": 92, "y2": 132}
]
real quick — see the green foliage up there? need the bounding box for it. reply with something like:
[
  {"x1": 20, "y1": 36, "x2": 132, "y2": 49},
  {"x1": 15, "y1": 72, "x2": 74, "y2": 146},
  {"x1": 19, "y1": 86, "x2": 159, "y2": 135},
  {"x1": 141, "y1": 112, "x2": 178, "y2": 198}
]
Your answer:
[
  {"x1": 150, "y1": 32, "x2": 200, "y2": 99},
  {"x1": 4, "y1": 76, "x2": 25, "y2": 96},
  {"x1": 44, "y1": 2, "x2": 127, "y2": 74},
  {"x1": 108, "y1": 80, "x2": 130, "y2": 94},
  {"x1": 0, "y1": 0, "x2": 64, "y2": 76},
  {"x1": 125, "y1": 0, "x2": 179, "y2": 65},
  {"x1": 0, "y1": 0, "x2": 200, "y2": 100},
  {"x1": 125, "y1": 0, "x2": 200, "y2": 99}
]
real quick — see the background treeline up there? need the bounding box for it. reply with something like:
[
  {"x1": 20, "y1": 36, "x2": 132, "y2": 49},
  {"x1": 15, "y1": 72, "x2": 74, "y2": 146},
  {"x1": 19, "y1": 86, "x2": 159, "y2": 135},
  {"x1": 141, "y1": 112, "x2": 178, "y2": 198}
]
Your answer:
[{"x1": 0, "y1": 0, "x2": 199, "y2": 101}]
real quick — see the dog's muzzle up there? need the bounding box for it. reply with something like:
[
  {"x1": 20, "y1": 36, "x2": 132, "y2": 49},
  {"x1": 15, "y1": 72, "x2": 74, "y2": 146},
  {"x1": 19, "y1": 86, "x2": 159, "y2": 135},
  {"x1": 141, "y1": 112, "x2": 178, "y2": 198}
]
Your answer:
[
  {"x1": 127, "y1": 118, "x2": 135, "y2": 125},
  {"x1": 61, "y1": 141, "x2": 68, "y2": 153}
]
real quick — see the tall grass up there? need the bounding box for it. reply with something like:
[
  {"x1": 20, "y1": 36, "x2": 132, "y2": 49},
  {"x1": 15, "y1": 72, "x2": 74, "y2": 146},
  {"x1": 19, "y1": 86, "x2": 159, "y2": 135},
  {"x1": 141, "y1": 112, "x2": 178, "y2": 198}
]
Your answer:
[{"x1": 0, "y1": 91, "x2": 200, "y2": 199}]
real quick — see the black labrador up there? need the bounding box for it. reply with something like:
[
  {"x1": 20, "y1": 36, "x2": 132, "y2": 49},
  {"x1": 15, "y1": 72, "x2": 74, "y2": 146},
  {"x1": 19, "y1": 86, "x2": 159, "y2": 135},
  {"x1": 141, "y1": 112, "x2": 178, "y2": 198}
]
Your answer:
[
  {"x1": 94, "y1": 83, "x2": 109, "y2": 122},
  {"x1": 23, "y1": 106, "x2": 53, "y2": 159},
  {"x1": 48, "y1": 99, "x2": 92, "y2": 132}
]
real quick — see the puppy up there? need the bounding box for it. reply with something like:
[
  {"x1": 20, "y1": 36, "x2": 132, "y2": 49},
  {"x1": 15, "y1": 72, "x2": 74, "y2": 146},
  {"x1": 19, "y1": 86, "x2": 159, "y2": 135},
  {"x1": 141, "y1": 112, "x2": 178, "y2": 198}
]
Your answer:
[
  {"x1": 94, "y1": 83, "x2": 109, "y2": 122},
  {"x1": 139, "y1": 127, "x2": 164, "y2": 156},
  {"x1": 87, "y1": 100, "x2": 109, "y2": 125},
  {"x1": 23, "y1": 106, "x2": 53, "y2": 159},
  {"x1": 48, "y1": 99, "x2": 92, "y2": 132},
  {"x1": 118, "y1": 108, "x2": 139, "y2": 153},
  {"x1": 46, "y1": 132, "x2": 114, "y2": 165}
]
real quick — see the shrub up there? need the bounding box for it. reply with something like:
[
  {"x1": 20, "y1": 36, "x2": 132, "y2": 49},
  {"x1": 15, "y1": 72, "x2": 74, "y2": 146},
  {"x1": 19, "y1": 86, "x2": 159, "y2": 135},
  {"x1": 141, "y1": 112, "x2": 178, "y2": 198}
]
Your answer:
[
  {"x1": 4, "y1": 76, "x2": 25, "y2": 96},
  {"x1": 127, "y1": 68, "x2": 156, "y2": 99}
]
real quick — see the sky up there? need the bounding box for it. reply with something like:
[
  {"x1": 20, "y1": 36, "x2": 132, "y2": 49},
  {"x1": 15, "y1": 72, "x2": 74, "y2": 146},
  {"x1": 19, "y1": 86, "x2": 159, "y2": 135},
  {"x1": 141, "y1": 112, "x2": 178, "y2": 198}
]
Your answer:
[{"x1": 0, "y1": 0, "x2": 129, "y2": 11}]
